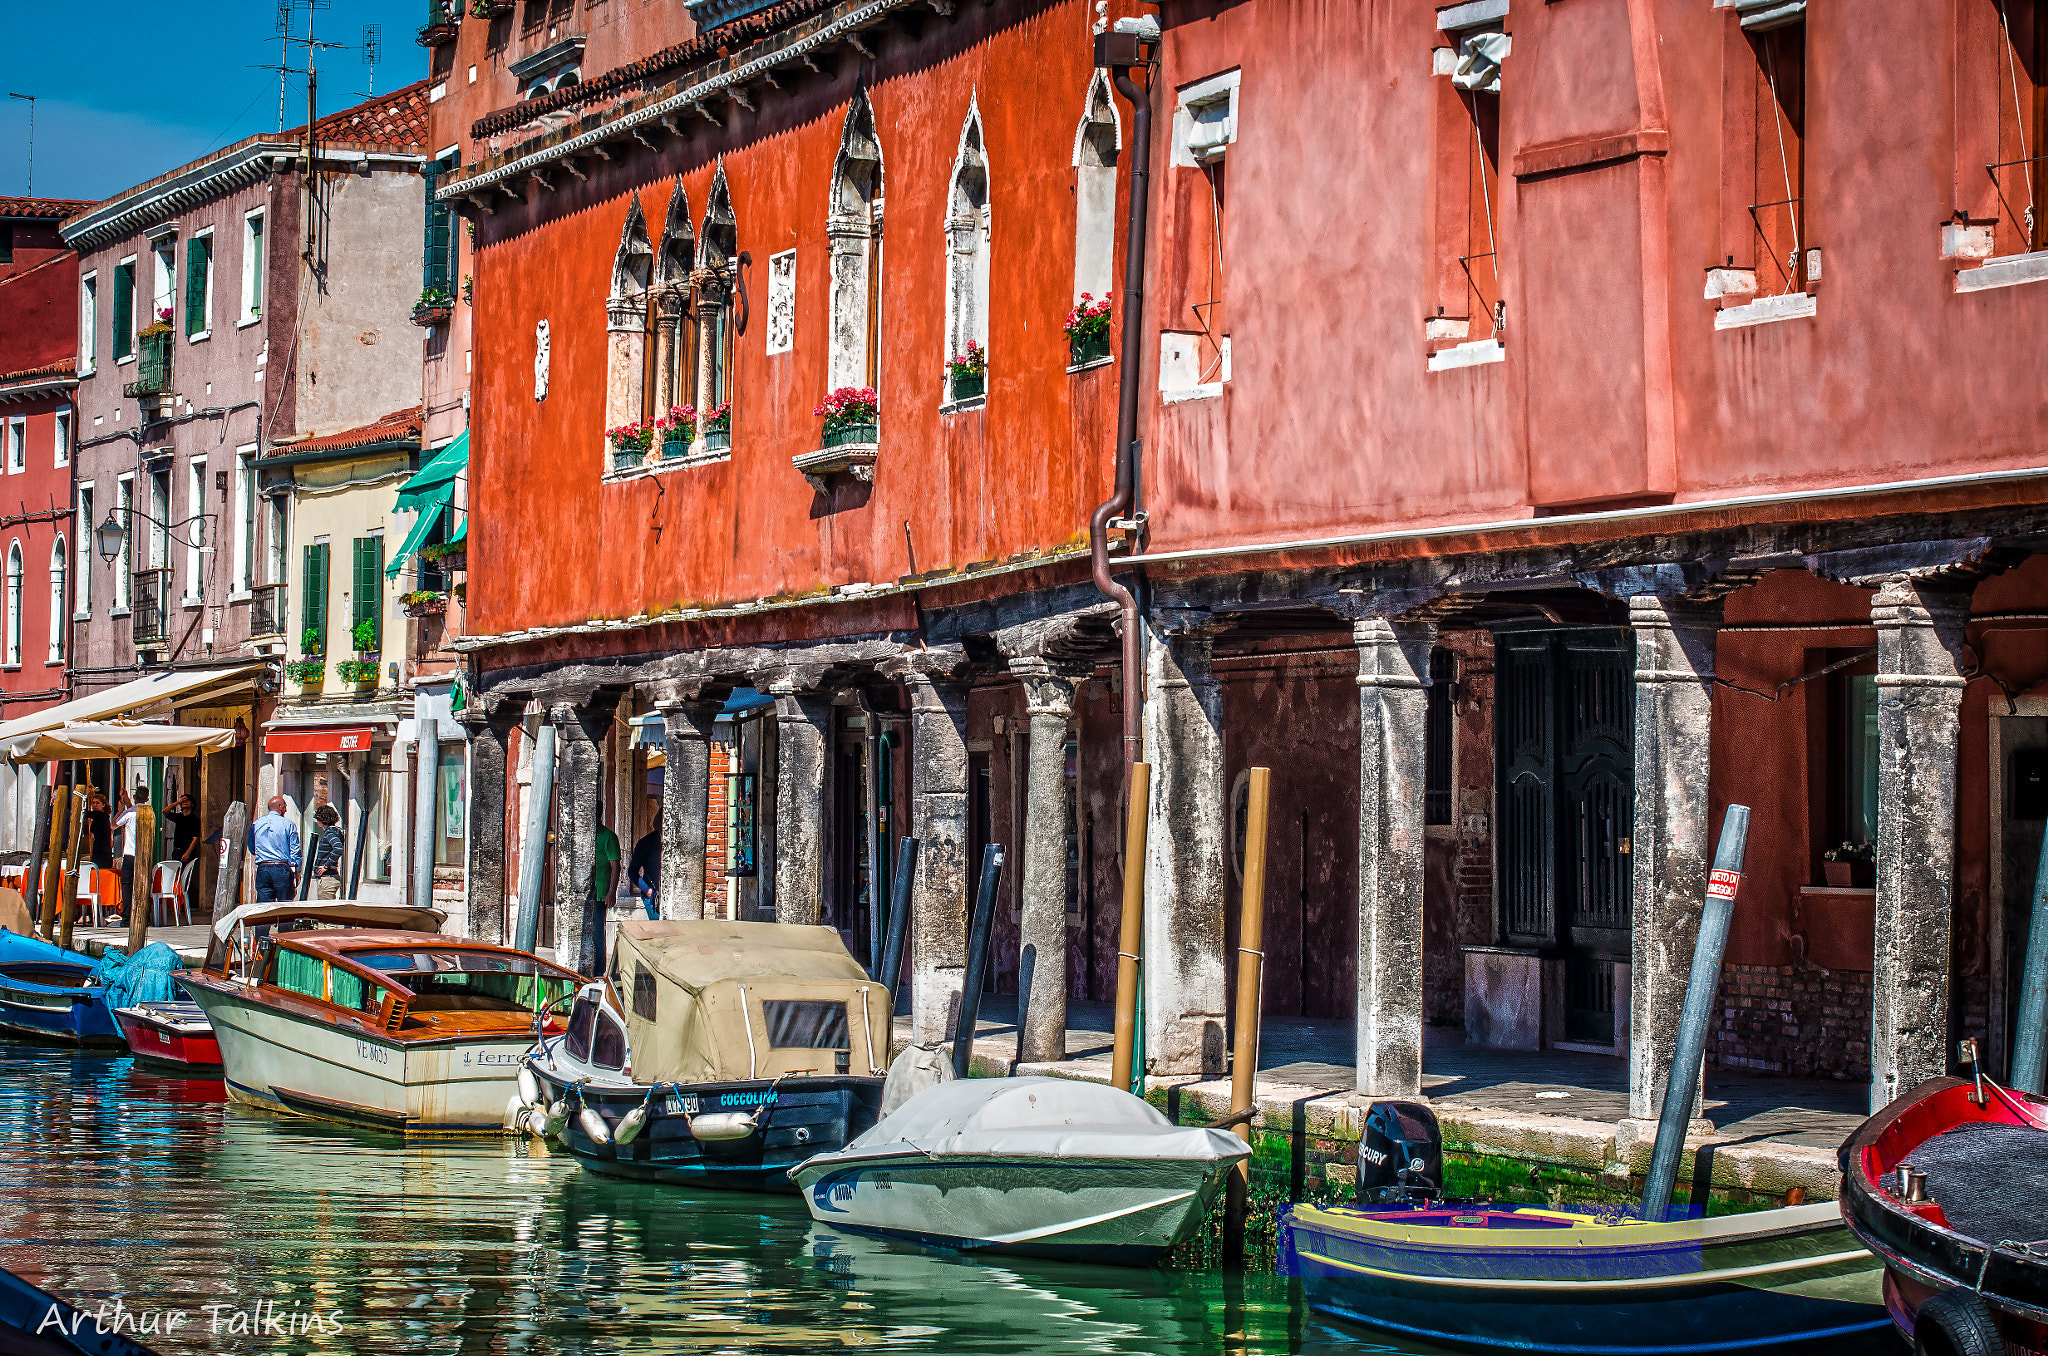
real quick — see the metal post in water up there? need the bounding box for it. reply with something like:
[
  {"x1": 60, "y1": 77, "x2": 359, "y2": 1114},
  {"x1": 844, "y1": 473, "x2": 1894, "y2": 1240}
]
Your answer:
[
  {"x1": 1111, "y1": 762, "x2": 1151, "y2": 1096},
  {"x1": 513, "y1": 720, "x2": 557, "y2": 954},
  {"x1": 1224, "y1": 766, "x2": 1272, "y2": 1267},
  {"x1": 412, "y1": 716, "x2": 439, "y2": 914},
  {"x1": 951, "y1": 843, "x2": 1005, "y2": 1080},
  {"x1": 55, "y1": 787, "x2": 87, "y2": 952},
  {"x1": 877, "y1": 837, "x2": 917, "y2": 994},
  {"x1": 2010, "y1": 815, "x2": 2048, "y2": 1094},
  {"x1": 1642, "y1": 804, "x2": 1751, "y2": 1221}
]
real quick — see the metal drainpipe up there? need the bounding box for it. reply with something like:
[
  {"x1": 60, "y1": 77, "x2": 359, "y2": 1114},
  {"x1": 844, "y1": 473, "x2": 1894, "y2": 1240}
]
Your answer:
[{"x1": 1089, "y1": 30, "x2": 1158, "y2": 779}]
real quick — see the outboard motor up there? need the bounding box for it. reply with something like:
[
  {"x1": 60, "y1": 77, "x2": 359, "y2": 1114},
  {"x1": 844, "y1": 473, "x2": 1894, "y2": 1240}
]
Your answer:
[{"x1": 1355, "y1": 1101, "x2": 1443, "y2": 1204}]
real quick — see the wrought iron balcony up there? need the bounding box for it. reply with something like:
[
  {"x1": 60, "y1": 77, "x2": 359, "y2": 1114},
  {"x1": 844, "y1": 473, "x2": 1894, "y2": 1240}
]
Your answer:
[
  {"x1": 250, "y1": 582, "x2": 287, "y2": 639},
  {"x1": 122, "y1": 330, "x2": 172, "y2": 400},
  {"x1": 131, "y1": 568, "x2": 173, "y2": 646}
]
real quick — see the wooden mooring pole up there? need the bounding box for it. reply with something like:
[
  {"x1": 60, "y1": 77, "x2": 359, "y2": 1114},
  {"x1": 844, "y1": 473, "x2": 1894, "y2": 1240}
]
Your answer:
[
  {"x1": 1109, "y1": 762, "x2": 1151, "y2": 1096},
  {"x1": 1224, "y1": 766, "x2": 1272, "y2": 1267}
]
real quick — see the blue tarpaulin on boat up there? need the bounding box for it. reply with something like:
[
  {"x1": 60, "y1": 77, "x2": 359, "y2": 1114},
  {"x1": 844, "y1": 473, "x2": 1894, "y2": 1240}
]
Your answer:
[{"x1": 87, "y1": 943, "x2": 184, "y2": 1008}]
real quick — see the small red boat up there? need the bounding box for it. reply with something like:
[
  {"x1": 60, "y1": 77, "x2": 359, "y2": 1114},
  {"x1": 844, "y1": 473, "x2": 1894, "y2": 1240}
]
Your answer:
[
  {"x1": 1840, "y1": 1067, "x2": 2048, "y2": 1356},
  {"x1": 113, "y1": 1000, "x2": 221, "y2": 1071}
]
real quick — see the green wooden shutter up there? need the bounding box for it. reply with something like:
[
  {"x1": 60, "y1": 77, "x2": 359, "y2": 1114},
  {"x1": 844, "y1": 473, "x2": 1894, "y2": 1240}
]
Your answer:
[
  {"x1": 113, "y1": 263, "x2": 133, "y2": 360},
  {"x1": 352, "y1": 537, "x2": 382, "y2": 651},
  {"x1": 302, "y1": 543, "x2": 328, "y2": 650},
  {"x1": 423, "y1": 154, "x2": 453, "y2": 295},
  {"x1": 184, "y1": 236, "x2": 209, "y2": 336}
]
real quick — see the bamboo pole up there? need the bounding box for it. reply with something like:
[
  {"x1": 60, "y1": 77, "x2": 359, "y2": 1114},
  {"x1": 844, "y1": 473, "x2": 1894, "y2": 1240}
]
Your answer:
[
  {"x1": 126, "y1": 803, "x2": 158, "y2": 954},
  {"x1": 55, "y1": 788, "x2": 87, "y2": 953},
  {"x1": 1223, "y1": 766, "x2": 1272, "y2": 1268},
  {"x1": 1110, "y1": 761, "x2": 1152, "y2": 1096},
  {"x1": 40, "y1": 788, "x2": 72, "y2": 940}
]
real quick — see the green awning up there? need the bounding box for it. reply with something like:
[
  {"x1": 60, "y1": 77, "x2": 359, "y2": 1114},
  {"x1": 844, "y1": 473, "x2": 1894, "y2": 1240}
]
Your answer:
[{"x1": 388, "y1": 431, "x2": 467, "y2": 579}]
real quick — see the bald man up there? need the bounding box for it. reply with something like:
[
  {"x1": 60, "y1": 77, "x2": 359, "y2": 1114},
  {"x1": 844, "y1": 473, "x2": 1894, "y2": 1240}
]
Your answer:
[{"x1": 249, "y1": 795, "x2": 302, "y2": 902}]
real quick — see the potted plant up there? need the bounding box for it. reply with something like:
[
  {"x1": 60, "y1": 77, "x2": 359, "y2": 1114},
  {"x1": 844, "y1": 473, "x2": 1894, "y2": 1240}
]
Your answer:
[
  {"x1": 814, "y1": 387, "x2": 879, "y2": 448},
  {"x1": 656, "y1": 404, "x2": 696, "y2": 458},
  {"x1": 1064, "y1": 293, "x2": 1113, "y2": 366},
  {"x1": 412, "y1": 286, "x2": 455, "y2": 327},
  {"x1": 139, "y1": 307, "x2": 175, "y2": 340},
  {"x1": 284, "y1": 657, "x2": 326, "y2": 685},
  {"x1": 401, "y1": 590, "x2": 448, "y2": 617},
  {"x1": 420, "y1": 541, "x2": 466, "y2": 572},
  {"x1": 1823, "y1": 841, "x2": 1875, "y2": 888},
  {"x1": 700, "y1": 401, "x2": 732, "y2": 452},
  {"x1": 336, "y1": 658, "x2": 381, "y2": 685},
  {"x1": 462, "y1": 275, "x2": 474, "y2": 306},
  {"x1": 946, "y1": 340, "x2": 986, "y2": 401},
  {"x1": 608, "y1": 418, "x2": 655, "y2": 469}
]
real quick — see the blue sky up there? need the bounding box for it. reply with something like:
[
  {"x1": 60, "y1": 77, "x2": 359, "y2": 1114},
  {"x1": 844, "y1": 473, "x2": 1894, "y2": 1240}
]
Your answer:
[{"x1": 3, "y1": 1, "x2": 429, "y2": 203}]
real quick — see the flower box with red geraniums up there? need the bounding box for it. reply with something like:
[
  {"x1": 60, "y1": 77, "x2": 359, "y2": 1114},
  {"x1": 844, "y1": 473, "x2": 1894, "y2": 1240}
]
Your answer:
[
  {"x1": 655, "y1": 405, "x2": 696, "y2": 458},
  {"x1": 700, "y1": 402, "x2": 732, "y2": 451},
  {"x1": 1065, "y1": 294, "x2": 1112, "y2": 366},
  {"x1": 814, "y1": 387, "x2": 879, "y2": 448},
  {"x1": 946, "y1": 341, "x2": 987, "y2": 401},
  {"x1": 608, "y1": 419, "x2": 655, "y2": 469}
]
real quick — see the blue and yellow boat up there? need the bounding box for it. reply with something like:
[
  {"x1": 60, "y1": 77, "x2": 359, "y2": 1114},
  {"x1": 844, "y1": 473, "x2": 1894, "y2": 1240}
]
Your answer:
[{"x1": 0, "y1": 928, "x2": 121, "y2": 1045}]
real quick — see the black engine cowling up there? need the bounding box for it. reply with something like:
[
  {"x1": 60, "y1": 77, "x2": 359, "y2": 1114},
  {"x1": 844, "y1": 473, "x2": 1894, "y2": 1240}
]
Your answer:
[{"x1": 1356, "y1": 1100, "x2": 1443, "y2": 1204}]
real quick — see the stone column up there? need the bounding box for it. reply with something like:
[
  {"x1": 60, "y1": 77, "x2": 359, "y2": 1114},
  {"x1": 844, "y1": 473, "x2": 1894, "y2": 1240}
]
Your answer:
[
  {"x1": 1351, "y1": 614, "x2": 1437, "y2": 1100},
  {"x1": 460, "y1": 706, "x2": 516, "y2": 945},
  {"x1": 604, "y1": 297, "x2": 648, "y2": 436},
  {"x1": 1626, "y1": 596, "x2": 1722, "y2": 1123},
  {"x1": 550, "y1": 701, "x2": 611, "y2": 976},
  {"x1": 1011, "y1": 659, "x2": 1086, "y2": 1065},
  {"x1": 658, "y1": 697, "x2": 722, "y2": 921},
  {"x1": 888, "y1": 661, "x2": 971, "y2": 1046},
  {"x1": 1141, "y1": 611, "x2": 1229, "y2": 1077},
  {"x1": 769, "y1": 681, "x2": 830, "y2": 926},
  {"x1": 652, "y1": 289, "x2": 685, "y2": 416},
  {"x1": 1871, "y1": 577, "x2": 1971, "y2": 1111},
  {"x1": 691, "y1": 269, "x2": 730, "y2": 445}
]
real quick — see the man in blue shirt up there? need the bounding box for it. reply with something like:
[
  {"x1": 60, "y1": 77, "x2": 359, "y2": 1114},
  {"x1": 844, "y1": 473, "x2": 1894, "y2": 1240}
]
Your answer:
[{"x1": 249, "y1": 795, "x2": 301, "y2": 902}]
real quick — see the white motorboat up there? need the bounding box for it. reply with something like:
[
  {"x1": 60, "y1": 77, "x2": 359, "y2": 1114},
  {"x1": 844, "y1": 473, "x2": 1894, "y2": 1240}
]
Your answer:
[{"x1": 790, "y1": 1075, "x2": 1249, "y2": 1265}]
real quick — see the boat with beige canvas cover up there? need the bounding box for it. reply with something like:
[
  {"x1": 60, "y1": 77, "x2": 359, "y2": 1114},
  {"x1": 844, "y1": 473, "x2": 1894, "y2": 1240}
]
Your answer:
[{"x1": 520, "y1": 919, "x2": 890, "y2": 1192}]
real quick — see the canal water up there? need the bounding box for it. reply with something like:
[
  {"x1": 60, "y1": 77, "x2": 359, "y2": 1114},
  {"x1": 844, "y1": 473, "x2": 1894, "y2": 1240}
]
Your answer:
[{"x1": 0, "y1": 1043, "x2": 1429, "y2": 1354}]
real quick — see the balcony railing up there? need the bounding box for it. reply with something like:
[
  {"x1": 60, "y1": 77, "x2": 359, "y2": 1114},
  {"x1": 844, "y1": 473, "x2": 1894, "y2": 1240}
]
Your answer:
[
  {"x1": 132, "y1": 569, "x2": 173, "y2": 646},
  {"x1": 250, "y1": 582, "x2": 287, "y2": 639},
  {"x1": 122, "y1": 330, "x2": 173, "y2": 400}
]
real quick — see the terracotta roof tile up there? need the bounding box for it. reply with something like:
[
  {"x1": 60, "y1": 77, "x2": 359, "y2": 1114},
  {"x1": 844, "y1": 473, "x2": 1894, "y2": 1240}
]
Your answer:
[
  {"x1": 273, "y1": 406, "x2": 424, "y2": 456},
  {"x1": 0, "y1": 358, "x2": 77, "y2": 388},
  {"x1": 305, "y1": 82, "x2": 431, "y2": 153},
  {"x1": 0, "y1": 197, "x2": 98, "y2": 219}
]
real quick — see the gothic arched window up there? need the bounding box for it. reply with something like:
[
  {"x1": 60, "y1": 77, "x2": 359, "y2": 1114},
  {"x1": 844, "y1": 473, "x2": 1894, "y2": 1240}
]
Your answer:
[
  {"x1": 1072, "y1": 73, "x2": 1120, "y2": 304},
  {"x1": 48, "y1": 538, "x2": 64, "y2": 662},
  {"x1": 828, "y1": 92, "x2": 884, "y2": 391},
  {"x1": 691, "y1": 164, "x2": 740, "y2": 424},
  {"x1": 5, "y1": 542, "x2": 21, "y2": 667},
  {"x1": 944, "y1": 104, "x2": 991, "y2": 402},
  {"x1": 604, "y1": 193, "x2": 654, "y2": 461},
  {"x1": 652, "y1": 182, "x2": 696, "y2": 435}
]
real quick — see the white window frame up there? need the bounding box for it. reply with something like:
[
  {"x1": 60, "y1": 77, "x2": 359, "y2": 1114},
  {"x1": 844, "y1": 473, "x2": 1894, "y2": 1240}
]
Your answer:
[
  {"x1": 187, "y1": 227, "x2": 215, "y2": 342},
  {"x1": 151, "y1": 238, "x2": 175, "y2": 332},
  {"x1": 231, "y1": 446, "x2": 256, "y2": 598},
  {"x1": 3, "y1": 541, "x2": 20, "y2": 668},
  {"x1": 240, "y1": 210, "x2": 266, "y2": 327},
  {"x1": 53, "y1": 407, "x2": 70, "y2": 468},
  {"x1": 47, "y1": 537, "x2": 65, "y2": 664},
  {"x1": 113, "y1": 476, "x2": 134, "y2": 614},
  {"x1": 115, "y1": 255, "x2": 138, "y2": 364},
  {"x1": 184, "y1": 460, "x2": 208, "y2": 603},
  {"x1": 74, "y1": 484, "x2": 92, "y2": 619},
  {"x1": 78, "y1": 273, "x2": 97, "y2": 376},
  {"x1": 1173, "y1": 70, "x2": 1241, "y2": 168},
  {"x1": 5, "y1": 417, "x2": 22, "y2": 476}
]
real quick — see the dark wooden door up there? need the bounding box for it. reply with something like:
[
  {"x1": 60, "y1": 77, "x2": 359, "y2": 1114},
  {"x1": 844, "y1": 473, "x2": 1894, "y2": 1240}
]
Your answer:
[{"x1": 1494, "y1": 629, "x2": 1635, "y2": 1044}]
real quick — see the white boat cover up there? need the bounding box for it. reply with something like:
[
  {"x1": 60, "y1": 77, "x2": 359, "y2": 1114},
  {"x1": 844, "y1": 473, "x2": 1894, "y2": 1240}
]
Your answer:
[
  {"x1": 212, "y1": 901, "x2": 448, "y2": 940},
  {"x1": 840, "y1": 1076, "x2": 1250, "y2": 1165}
]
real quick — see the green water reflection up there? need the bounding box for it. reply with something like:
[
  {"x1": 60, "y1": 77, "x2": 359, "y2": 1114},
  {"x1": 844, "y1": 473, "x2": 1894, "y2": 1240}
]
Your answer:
[{"x1": 0, "y1": 1044, "x2": 1422, "y2": 1354}]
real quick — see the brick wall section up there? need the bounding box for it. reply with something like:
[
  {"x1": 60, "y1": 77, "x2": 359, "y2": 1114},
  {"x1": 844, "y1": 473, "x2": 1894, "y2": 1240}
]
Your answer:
[
  {"x1": 1709, "y1": 962, "x2": 1872, "y2": 1081},
  {"x1": 704, "y1": 740, "x2": 731, "y2": 917}
]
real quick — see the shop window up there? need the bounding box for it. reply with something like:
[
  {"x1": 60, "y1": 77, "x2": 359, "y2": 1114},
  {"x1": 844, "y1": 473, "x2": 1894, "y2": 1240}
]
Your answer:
[
  {"x1": 433, "y1": 744, "x2": 466, "y2": 866},
  {"x1": 365, "y1": 762, "x2": 393, "y2": 884}
]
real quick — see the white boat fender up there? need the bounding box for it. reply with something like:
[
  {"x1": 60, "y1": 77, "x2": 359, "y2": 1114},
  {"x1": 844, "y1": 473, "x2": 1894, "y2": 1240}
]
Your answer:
[
  {"x1": 575, "y1": 1088, "x2": 613, "y2": 1146},
  {"x1": 543, "y1": 1099, "x2": 569, "y2": 1138},
  {"x1": 614, "y1": 1085, "x2": 656, "y2": 1147},
  {"x1": 685, "y1": 1110, "x2": 760, "y2": 1142},
  {"x1": 517, "y1": 1066, "x2": 544, "y2": 1110}
]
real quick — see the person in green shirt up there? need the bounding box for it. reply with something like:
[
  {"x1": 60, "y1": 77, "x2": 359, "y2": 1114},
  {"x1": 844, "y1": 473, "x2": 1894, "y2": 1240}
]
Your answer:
[{"x1": 585, "y1": 820, "x2": 622, "y2": 975}]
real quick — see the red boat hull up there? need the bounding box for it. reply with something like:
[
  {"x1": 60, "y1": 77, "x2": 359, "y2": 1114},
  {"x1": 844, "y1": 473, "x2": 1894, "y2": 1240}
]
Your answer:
[{"x1": 115, "y1": 1007, "x2": 222, "y2": 1070}]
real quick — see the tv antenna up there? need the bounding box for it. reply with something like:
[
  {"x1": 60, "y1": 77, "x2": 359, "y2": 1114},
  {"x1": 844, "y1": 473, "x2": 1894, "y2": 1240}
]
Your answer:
[
  {"x1": 272, "y1": 0, "x2": 332, "y2": 132},
  {"x1": 5, "y1": 94, "x2": 31, "y2": 195},
  {"x1": 361, "y1": 25, "x2": 382, "y2": 98}
]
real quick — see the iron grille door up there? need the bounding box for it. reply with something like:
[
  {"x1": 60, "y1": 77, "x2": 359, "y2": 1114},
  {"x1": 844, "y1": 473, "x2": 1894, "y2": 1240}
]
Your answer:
[
  {"x1": 1558, "y1": 630, "x2": 1635, "y2": 1044},
  {"x1": 1495, "y1": 632, "x2": 1556, "y2": 948}
]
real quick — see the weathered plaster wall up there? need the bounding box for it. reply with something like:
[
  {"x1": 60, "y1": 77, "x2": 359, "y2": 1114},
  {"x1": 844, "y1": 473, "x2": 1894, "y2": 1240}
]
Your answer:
[
  {"x1": 297, "y1": 172, "x2": 426, "y2": 437},
  {"x1": 467, "y1": 0, "x2": 1123, "y2": 634}
]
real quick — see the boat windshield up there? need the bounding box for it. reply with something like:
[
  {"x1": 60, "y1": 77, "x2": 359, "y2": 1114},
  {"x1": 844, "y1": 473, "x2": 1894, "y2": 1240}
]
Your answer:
[{"x1": 343, "y1": 950, "x2": 581, "y2": 1014}]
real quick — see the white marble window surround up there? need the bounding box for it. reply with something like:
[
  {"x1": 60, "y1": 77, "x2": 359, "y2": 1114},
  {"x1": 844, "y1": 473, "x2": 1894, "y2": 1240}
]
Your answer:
[
  {"x1": 1159, "y1": 330, "x2": 1229, "y2": 400},
  {"x1": 1714, "y1": 290, "x2": 1817, "y2": 329},
  {"x1": 1427, "y1": 337, "x2": 1506, "y2": 372},
  {"x1": 1173, "y1": 70, "x2": 1240, "y2": 168},
  {"x1": 1954, "y1": 249, "x2": 2048, "y2": 294}
]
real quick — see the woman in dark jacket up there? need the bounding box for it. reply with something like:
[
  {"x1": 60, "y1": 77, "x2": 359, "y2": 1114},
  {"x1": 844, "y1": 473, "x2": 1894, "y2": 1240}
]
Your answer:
[{"x1": 311, "y1": 803, "x2": 347, "y2": 899}]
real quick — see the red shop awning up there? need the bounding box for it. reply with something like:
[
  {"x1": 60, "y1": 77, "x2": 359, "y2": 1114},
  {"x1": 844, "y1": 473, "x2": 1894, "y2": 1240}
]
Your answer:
[{"x1": 263, "y1": 726, "x2": 379, "y2": 755}]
